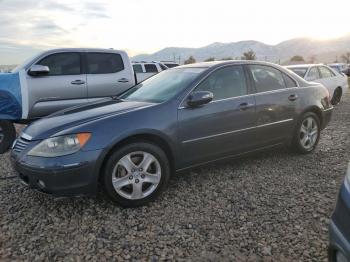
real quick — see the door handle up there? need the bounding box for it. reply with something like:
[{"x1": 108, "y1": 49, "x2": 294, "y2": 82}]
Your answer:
[
  {"x1": 71, "y1": 80, "x2": 85, "y2": 85},
  {"x1": 239, "y1": 102, "x2": 254, "y2": 110},
  {"x1": 288, "y1": 94, "x2": 298, "y2": 101},
  {"x1": 118, "y1": 78, "x2": 129, "y2": 83}
]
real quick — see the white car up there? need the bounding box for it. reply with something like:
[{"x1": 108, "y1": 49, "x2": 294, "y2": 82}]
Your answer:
[
  {"x1": 132, "y1": 62, "x2": 168, "y2": 82},
  {"x1": 286, "y1": 64, "x2": 348, "y2": 105}
]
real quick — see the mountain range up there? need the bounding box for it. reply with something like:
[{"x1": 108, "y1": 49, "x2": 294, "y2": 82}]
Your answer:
[{"x1": 132, "y1": 34, "x2": 350, "y2": 64}]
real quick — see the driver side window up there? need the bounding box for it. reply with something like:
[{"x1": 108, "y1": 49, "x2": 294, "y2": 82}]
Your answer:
[
  {"x1": 37, "y1": 52, "x2": 81, "y2": 76},
  {"x1": 195, "y1": 66, "x2": 247, "y2": 101}
]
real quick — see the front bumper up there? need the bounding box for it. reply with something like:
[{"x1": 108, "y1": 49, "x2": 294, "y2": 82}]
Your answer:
[
  {"x1": 329, "y1": 181, "x2": 350, "y2": 261},
  {"x1": 11, "y1": 147, "x2": 103, "y2": 197}
]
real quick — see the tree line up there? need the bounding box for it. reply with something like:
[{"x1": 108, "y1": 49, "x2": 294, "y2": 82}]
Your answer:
[{"x1": 183, "y1": 50, "x2": 350, "y2": 64}]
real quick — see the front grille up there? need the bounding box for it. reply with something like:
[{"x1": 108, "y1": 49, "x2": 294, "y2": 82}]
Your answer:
[{"x1": 13, "y1": 137, "x2": 31, "y2": 154}]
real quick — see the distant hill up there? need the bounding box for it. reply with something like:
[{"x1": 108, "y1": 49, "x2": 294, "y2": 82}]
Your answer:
[{"x1": 132, "y1": 34, "x2": 350, "y2": 64}]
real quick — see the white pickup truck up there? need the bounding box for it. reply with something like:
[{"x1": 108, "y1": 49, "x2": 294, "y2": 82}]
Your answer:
[
  {"x1": 0, "y1": 48, "x2": 144, "y2": 153},
  {"x1": 132, "y1": 61, "x2": 168, "y2": 82}
]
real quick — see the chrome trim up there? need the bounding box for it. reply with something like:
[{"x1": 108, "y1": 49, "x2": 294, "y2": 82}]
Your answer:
[
  {"x1": 21, "y1": 133, "x2": 33, "y2": 141},
  {"x1": 178, "y1": 93, "x2": 255, "y2": 110},
  {"x1": 323, "y1": 107, "x2": 334, "y2": 112},
  {"x1": 253, "y1": 86, "x2": 299, "y2": 96},
  {"x1": 63, "y1": 163, "x2": 81, "y2": 168},
  {"x1": 182, "y1": 118, "x2": 294, "y2": 144}
]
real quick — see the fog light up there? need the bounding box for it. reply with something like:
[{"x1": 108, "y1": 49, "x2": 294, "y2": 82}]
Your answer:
[{"x1": 37, "y1": 180, "x2": 46, "y2": 189}]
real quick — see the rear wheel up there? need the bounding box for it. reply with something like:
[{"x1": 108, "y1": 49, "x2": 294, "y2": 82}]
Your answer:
[
  {"x1": 331, "y1": 87, "x2": 342, "y2": 105},
  {"x1": 0, "y1": 121, "x2": 16, "y2": 154},
  {"x1": 292, "y1": 112, "x2": 320, "y2": 154},
  {"x1": 102, "y1": 142, "x2": 170, "y2": 207}
]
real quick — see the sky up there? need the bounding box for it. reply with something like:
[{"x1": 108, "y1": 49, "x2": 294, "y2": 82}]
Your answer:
[{"x1": 0, "y1": 0, "x2": 350, "y2": 64}]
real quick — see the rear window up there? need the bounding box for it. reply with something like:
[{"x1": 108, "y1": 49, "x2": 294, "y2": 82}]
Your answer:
[
  {"x1": 288, "y1": 67, "x2": 307, "y2": 78},
  {"x1": 145, "y1": 64, "x2": 158, "y2": 73},
  {"x1": 86, "y1": 53, "x2": 124, "y2": 74}
]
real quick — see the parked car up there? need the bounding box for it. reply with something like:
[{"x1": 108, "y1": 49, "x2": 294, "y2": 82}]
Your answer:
[
  {"x1": 11, "y1": 61, "x2": 333, "y2": 207},
  {"x1": 329, "y1": 163, "x2": 350, "y2": 262},
  {"x1": 0, "y1": 48, "x2": 137, "y2": 153},
  {"x1": 132, "y1": 61, "x2": 168, "y2": 82},
  {"x1": 286, "y1": 64, "x2": 348, "y2": 105},
  {"x1": 328, "y1": 63, "x2": 350, "y2": 77}
]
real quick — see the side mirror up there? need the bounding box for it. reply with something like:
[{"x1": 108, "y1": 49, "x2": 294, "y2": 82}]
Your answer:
[
  {"x1": 187, "y1": 91, "x2": 213, "y2": 108},
  {"x1": 28, "y1": 65, "x2": 50, "y2": 76}
]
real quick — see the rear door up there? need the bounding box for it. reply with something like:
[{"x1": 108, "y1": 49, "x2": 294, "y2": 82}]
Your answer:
[
  {"x1": 247, "y1": 64, "x2": 299, "y2": 146},
  {"x1": 27, "y1": 52, "x2": 88, "y2": 119},
  {"x1": 86, "y1": 52, "x2": 134, "y2": 100},
  {"x1": 177, "y1": 65, "x2": 256, "y2": 166}
]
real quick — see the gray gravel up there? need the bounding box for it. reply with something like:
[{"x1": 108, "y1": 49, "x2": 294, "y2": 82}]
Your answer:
[{"x1": 1, "y1": 92, "x2": 350, "y2": 262}]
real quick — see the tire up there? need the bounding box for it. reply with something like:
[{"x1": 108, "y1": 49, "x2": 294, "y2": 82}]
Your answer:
[
  {"x1": 291, "y1": 112, "x2": 321, "y2": 154},
  {"x1": 102, "y1": 142, "x2": 170, "y2": 207},
  {"x1": 331, "y1": 87, "x2": 342, "y2": 105},
  {"x1": 0, "y1": 121, "x2": 16, "y2": 154}
]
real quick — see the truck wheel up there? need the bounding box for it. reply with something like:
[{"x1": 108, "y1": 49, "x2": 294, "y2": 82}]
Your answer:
[{"x1": 0, "y1": 121, "x2": 16, "y2": 154}]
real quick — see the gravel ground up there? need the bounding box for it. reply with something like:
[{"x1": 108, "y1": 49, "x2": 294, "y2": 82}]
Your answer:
[{"x1": 1, "y1": 92, "x2": 350, "y2": 262}]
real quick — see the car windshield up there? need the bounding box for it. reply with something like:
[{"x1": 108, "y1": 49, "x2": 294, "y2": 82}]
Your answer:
[
  {"x1": 120, "y1": 68, "x2": 205, "y2": 103},
  {"x1": 288, "y1": 67, "x2": 308, "y2": 78}
]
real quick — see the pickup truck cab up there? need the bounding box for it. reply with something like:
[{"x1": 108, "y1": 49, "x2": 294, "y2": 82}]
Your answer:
[{"x1": 0, "y1": 48, "x2": 136, "y2": 153}]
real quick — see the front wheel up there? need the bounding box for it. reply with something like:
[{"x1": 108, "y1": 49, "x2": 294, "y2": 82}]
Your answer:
[
  {"x1": 292, "y1": 112, "x2": 321, "y2": 154},
  {"x1": 102, "y1": 142, "x2": 170, "y2": 207},
  {"x1": 0, "y1": 121, "x2": 16, "y2": 154}
]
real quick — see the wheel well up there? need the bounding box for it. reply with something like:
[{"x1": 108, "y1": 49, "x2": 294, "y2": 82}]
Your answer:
[
  {"x1": 303, "y1": 106, "x2": 323, "y2": 126},
  {"x1": 99, "y1": 134, "x2": 175, "y2": 180},
  {"x1": 336, "y1": 86, "x2": 343, "y2": 94}
]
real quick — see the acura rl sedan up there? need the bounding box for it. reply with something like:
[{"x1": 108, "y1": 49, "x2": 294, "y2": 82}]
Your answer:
[
  {"x1": 11, "y1": 61, "x2": 333, "y2": 207},
  {"x1": 329, "y1": 163, "x2": 350, "y2": 262}
]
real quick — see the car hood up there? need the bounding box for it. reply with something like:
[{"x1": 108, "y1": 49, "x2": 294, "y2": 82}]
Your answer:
[{"x1": 23, "y1": 99, "x2": 154, "y2": 140}]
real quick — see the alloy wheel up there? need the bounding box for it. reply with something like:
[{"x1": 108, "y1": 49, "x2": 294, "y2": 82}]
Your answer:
[
  {"x1": 111, "y1": 151, "x2": 162, "y2": 200},
  {"x1": 299, "y1": 117, "x2": 319, "y2": 150}
]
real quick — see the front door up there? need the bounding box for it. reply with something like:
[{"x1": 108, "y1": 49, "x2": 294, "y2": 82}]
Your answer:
[
  {"x1": 177, "y1": 65, "x2": 256, "y2": 167},
  {"x1": 27, "y1": 52, "x2": 87, "y2": 119}
]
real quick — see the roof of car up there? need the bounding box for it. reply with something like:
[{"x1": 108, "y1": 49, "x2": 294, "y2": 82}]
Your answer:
[
  {"x1": 41, "y1": 48, "x2": 127, "y2": 54},
  {"x1": 176, "y1": 60, "x2": 284, "y2": 69},
  {"x1": 328, "y1": 63, "x2": 347, "y2": 66},
  {"x1": 285, "y1": 64, "x2": 323, "y2": 68}
]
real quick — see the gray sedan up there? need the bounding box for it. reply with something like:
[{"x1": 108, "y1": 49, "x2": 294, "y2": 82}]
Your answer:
[{"x1": 11, "y1": 61, "x2": 333, "y2": 207}]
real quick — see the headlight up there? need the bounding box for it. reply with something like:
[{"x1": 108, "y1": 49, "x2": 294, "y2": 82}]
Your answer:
[{"x1": 28, "y1": 133, "x2": 91, "y2": 157}]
